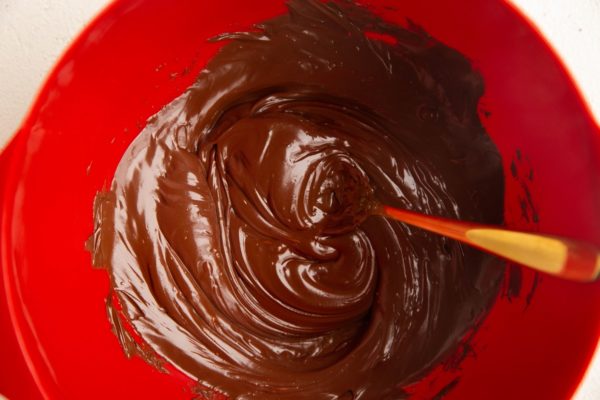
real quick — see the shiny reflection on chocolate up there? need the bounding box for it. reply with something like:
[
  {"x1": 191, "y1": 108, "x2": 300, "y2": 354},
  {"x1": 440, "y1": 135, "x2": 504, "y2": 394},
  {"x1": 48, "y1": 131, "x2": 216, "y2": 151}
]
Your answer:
[{"x1": 90, "y1": 0, "x2": 504, "y2": 398}]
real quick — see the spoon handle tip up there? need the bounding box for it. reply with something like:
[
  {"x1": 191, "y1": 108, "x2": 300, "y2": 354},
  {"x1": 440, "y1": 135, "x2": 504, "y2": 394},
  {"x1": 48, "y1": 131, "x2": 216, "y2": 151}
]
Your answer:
[{"x1": 381, "y1": 205, "x2": 600, "y2": 282}]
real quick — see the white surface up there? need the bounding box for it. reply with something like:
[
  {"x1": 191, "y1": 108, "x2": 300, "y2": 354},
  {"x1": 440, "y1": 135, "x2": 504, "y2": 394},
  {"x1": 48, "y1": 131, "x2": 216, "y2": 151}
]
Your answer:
[
  {"x1": 509, "y1": 0, "x2": 600, "y2": 123},
  {"x1": 0, "y1": 1, "x2": 598, "y2": 399},
  {"x1": 0, "y1": 0, "x2": 108, "y2": 147}
]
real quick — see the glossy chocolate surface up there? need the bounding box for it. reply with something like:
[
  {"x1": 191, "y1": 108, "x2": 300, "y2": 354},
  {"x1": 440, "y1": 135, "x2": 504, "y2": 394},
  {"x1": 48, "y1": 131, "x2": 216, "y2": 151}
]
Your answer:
[{"x1": 90, "y1": 1, "x2": 504, "y2": 398}]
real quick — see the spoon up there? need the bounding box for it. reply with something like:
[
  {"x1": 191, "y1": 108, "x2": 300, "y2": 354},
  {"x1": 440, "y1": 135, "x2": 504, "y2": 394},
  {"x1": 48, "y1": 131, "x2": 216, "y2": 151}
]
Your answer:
[{"x1": 377, "y1": 204, "x2": 600, "y2": 282}]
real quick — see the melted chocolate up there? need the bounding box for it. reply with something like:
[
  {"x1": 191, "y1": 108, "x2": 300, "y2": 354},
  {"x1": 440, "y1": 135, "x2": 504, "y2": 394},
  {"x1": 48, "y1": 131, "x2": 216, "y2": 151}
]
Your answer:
[{"x1": 90, "y1": 1, "x2": 504, "y2": 398}]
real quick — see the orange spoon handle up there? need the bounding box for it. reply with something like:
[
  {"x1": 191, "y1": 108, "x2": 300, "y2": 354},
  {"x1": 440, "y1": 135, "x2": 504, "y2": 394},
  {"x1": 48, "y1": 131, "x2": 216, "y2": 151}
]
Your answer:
[{"x1": 380, "y1": 205, "x2": 600, "y2": 282}]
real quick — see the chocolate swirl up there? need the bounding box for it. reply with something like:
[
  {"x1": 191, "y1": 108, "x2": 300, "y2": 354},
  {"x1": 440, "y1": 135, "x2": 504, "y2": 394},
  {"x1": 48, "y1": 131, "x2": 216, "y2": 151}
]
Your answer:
[{"x1": 91, "y1": 1, "x2": 504, "y2": 398}]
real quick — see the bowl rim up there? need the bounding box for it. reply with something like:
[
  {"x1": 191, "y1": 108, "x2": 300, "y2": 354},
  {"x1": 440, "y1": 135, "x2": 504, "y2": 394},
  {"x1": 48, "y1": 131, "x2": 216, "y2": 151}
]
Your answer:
[{"x1": 1, "y1": 0, "x2": 599, "y2": 398}]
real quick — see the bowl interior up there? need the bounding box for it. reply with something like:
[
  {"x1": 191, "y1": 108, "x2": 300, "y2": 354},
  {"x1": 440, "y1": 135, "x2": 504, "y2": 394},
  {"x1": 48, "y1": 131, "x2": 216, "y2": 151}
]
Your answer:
[{"x1": 1, "y1": 0, "x2": 600, "y2": 399}]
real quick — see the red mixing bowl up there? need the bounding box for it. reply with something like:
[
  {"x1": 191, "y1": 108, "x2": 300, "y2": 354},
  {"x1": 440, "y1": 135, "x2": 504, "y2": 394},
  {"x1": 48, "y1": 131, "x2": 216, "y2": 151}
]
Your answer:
[{"x1": 1, "y1": 0, "x2": 600, "y2": 399}]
